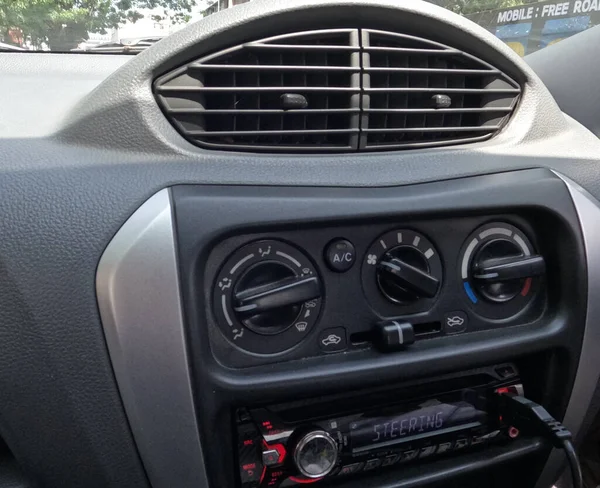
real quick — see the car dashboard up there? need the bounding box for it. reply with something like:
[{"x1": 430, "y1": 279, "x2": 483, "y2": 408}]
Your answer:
[{"x1": 1, "y1": 1, "x2": 600, "y2": 488}]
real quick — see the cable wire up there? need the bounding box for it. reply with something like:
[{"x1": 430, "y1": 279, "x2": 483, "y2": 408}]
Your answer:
[
  {"x1": 496, "y1": 393, "x2": 583, "y2": 488},
  {"x1": 563, "y1": 439, "x2": 583, "y2": 488}
]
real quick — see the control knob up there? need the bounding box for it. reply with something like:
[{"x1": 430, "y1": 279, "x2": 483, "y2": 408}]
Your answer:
[
  {"x1": 459, "y1": 222, "x2": 545, "y2": 319},
  {"x1": 292, "y1": 430, "x2": 338, "y2": 479},
  {"x1": 233, "y1": 261, "x2": 321, "y2": 335},
  {"x1": 471, "y1": 239, "x2": 545, "y2": 303},
  {"x1": 362, "y1": 230, "x2": 443, "y2": 316},
  {"x1": 377, "y1": 246, "x2": 440, "y2": 304},
  {"x1": 213, "y1": 240, "x2": 322, "y2": 354}
]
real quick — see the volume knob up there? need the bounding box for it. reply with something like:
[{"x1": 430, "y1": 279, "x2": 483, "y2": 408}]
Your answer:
[{"x1": 292, "y1": 430, "x2": 338, "y2": 479}]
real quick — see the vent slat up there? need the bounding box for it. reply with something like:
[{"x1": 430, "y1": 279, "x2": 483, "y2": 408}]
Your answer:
[
  {"x1": 366, "y1": 67, "x2": 500, "y2": 75},
  {"x1": 365, "y1": 47, "x2": 461, "y2": 54},
  {"x1": 365, "y1": 88, "x2": 520, "y2": 94},
  {"x1": 157, "y1": 86, "x2": 360, "y2": 92},
  {"x1": 363, "y1": 134, "x2": 493, "y2": 149},
  {"x1": 365, "y1": 126, "x2": 500, "y2": 133},
  {"x1": 366, "y1": 107, "x2": 513, "y2": 113},
  {"x1": 245, "y1": 44, "x2": 358, "y2": 51},
  {"x1": 167, "y1": 108, "x2": 361, "y2": 114},
  {"x1": 190, "y1": 64, "x2": 361, "y2": 71},
  {"x1": 188, "y1": 129, "x2": 360, "y2": 136},
  {"x1": 154, "y1": 28, "x2": 520, "y2": 152}
]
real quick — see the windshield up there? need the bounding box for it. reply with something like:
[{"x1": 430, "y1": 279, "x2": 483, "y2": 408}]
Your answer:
[{"x1": 0, "y1": 0, "x2": 596, "y2": 55}]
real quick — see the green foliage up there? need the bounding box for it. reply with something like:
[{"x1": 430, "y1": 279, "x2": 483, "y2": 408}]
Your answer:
[
  {"x1": 431, "y1": 0, "x2": 538, "y2": 14},
  {"x1": 0, "y1": 0, "x2": 197, "y2": 50}
]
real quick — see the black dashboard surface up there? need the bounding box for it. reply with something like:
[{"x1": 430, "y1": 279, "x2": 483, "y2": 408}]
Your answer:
[{"x1": 0, "y1": 1, "x2": 599, "y2": 488}]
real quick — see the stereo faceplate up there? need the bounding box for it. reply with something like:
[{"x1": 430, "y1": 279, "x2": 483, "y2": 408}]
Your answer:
[{"x1": 236, "y1": 365, "x2": 522, "y2": 487}]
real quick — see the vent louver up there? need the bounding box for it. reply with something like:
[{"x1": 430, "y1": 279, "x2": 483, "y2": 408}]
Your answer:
[{"x1": 154, "y1": 28, "x2": 521, "y2": 152}]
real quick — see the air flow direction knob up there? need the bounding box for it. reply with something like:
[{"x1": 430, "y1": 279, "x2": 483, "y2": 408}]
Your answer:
[
  {"x1": 233, "y1": 261, "x2": 322, "y2": 335},
  {"x1": 214, "y1": 240, "x2": 322, "y2": 354}
]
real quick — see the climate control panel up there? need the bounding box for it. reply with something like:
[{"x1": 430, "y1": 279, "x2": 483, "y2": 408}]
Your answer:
[{"x1": 207, "y1": 216, "x2": 548, "y2": 365}]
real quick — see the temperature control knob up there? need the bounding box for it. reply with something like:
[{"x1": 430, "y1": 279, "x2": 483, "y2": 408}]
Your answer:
[
  {"x1": 213, "y1": 240, "x2": 322, "y2": 354},
  {"x1": 292, "y1": 430, "x2": 338, "y2": 479},
  {"x1": 459, "y1": 222, "x2": 545, "y2": 319},
  {"x1": 472, "y1": 242, "x2": 545, "y2": 303},
  {"x1": 362, "y1": 229, "x2": 443, "y2": 315}
]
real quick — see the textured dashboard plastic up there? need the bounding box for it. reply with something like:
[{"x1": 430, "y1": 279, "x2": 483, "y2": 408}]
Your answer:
[
  {"x1": 0, "y1": 0, "x2": 598, "y2": 488},
  {"x1": 526, "y1": 25, "x2": 600, "y2": 138}
]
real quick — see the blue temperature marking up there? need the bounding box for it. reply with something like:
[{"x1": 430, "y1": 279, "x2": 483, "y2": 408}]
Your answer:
[{"x1": 464, "y1": 282, "x2": 478, "y2": 304}]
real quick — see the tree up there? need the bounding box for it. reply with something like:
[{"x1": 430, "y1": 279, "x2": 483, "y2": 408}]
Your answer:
[
  {"x1": 430, "y1": 0, "x2": 538, "y2": 15},
  {"x1": 0, "y1": 0, "x2": 197, "y2": 51}
]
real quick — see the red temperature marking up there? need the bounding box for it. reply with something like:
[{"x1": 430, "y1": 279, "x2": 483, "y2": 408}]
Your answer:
[{"x1": 521, "y1": 277, "x2": 532, "y2": 296}]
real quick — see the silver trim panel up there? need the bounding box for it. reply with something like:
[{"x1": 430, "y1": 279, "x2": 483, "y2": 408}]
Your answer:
[
  {"x1": 96, "y1": 189, "x2": 207, "y2": 488},
  {"x1": 537, "y1": 172, "x2": 600, "y2": 487}
]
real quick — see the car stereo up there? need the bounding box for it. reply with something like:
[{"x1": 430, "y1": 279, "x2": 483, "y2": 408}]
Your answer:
[{"x1": 236, "y1": 364, "x2": 523, "y2": 487}]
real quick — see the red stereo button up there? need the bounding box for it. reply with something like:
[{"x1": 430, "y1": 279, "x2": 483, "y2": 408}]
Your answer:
[
  {"x1": 262, "y1": 450, "x2": 279, "y2": 466},
  {"x1": 240, "y1": 462, "x2": 261, "y2": 484}
]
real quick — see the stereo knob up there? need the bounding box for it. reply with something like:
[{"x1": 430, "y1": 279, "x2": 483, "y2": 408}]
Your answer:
[
  {"x1": 233, "y1": 261, "x2": 321, "y2": 335},
  {"x1": 292, "y1": 430, "x2": 338, "y2": 479}
]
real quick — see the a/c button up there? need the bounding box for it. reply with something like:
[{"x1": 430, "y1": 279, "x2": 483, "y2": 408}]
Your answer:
[{"x1": 325, "y1": 239, "x2": 356, "y2": 272}]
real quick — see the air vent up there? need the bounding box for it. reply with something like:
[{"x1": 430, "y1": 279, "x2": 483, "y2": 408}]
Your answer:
[
  {"x1": 362, "y1": 29, "x2": 521, "y2": 150},
  {"x1": 154, "y1": 29, "x2": 361, "y2": 151},
  {"x1": 154, "y1": 29, "x2": 521, "y2": 152}
]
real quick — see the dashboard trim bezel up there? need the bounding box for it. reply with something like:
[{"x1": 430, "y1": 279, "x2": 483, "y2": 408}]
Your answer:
[
  {"x1": 96, "y1": 188, "x2": 208, "y2": 488},
  {"x1": 535, "y1": 172, "x2": 600, "y2": 487}
]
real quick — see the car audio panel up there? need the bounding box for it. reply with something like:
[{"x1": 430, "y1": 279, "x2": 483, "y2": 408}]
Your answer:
[{"x1": 236, "y1": 365, "x2": 524, "y2": 487}]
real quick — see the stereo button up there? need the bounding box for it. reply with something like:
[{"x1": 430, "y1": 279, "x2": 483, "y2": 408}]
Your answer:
[
  {"x1": 454, "y1": 438, "x2": 469, "y2": 450},
  {"x1": 419, "y1": 445, "x2": 437, "y2": 458},
  {"x1": 364, "y1": 459, "x2": 382, "y2": 471},
  {"x1": 437, "y1": 442, "x2": 453, "y2": 454},
  {"x1": 338, "y1": 463, "x2": 363, "y2": 476},
  {"x1": 240, "y1": 461, "x2": 261, "y2": 484},
  {"x1": 471, "y1": 435, "x2": 485, "y2": 446},
  {"x1": 402, "y1": 449, "x2": 419, "y2": 462},
  {"x1": 262, "y1": 449, "x2": 280, "y2": 466},
  {"x1": 381, "y1": 454, "x2": 399, "y2": 466}
]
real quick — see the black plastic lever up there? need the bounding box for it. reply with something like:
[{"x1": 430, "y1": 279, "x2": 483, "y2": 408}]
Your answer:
[
  {"x1": 233, "y1": 276, "x2": 321, "y2": 317},
  {"x1": 378, "y1": 256, "x2": 439, "y2": 298},
  {"x1": 474, "y1": 255, "x2": 545, "y2": 282}
]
